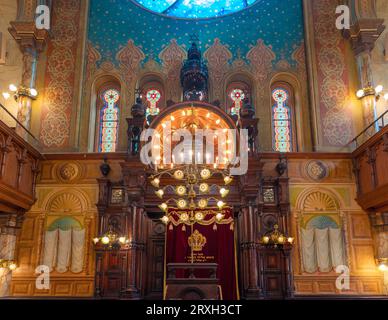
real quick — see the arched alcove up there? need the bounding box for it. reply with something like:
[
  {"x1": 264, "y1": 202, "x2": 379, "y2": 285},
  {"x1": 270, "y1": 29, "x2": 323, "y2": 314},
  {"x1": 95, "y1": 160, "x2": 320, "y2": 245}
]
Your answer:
[{"x1": 295, "y1": 188, "x2": 348, "y2": 274}]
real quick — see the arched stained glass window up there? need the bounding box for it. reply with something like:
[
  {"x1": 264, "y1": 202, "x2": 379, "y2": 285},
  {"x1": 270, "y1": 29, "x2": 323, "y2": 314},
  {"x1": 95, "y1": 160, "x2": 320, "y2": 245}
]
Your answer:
[
  {"x1": 272, "y1": 88, "x2": 293, "y2": 152},
  {"x1": 226, "y1": 81, "x2": 251, "y2": 117},
  {"x1": 145, "y1": 88, "x2": 162, "y2": 118},
  {"x1": 99, "y1": 88, "x2": 120, "y2": 153},
  {"x1": 230, "y1": 89, "x2": 245, "y2": 116}
]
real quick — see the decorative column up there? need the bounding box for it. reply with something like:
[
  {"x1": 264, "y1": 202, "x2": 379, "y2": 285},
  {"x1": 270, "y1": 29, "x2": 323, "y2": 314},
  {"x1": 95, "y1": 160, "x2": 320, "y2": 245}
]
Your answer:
[
  {"x1": 344, "y1": 0, "x2": 385, "y2": 134},
  {"x1": 8, "y1": 1, "x2": 50, "y2": 138},
  {"x1": 121, "y1": 163, "x2": 146, "y2": 299},
  {"x1": 238, "y1": 157, "x2": 263, "y2": 299}
]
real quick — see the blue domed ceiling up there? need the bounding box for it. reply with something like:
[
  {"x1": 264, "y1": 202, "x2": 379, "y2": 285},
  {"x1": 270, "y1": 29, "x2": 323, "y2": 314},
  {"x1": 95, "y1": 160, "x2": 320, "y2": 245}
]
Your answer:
[
  {"x1": 133, "y1": 0, "x2": 258, "y2": 19},
  {"x1": 88, "y1": 0, "x2": 305, "y2": 66}
]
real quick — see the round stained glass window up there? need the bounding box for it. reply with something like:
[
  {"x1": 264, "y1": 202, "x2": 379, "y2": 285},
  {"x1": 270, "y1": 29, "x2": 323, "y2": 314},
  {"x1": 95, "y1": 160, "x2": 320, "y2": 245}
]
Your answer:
[{"x1": 133, "y1": 0, "x2": 258, "y2": 19}]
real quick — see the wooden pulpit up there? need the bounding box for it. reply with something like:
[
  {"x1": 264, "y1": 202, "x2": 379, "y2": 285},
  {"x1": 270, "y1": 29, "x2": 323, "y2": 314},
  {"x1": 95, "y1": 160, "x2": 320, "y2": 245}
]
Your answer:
[{"x1": 165, "y1": 263, "x2": 221, "y2": 300}]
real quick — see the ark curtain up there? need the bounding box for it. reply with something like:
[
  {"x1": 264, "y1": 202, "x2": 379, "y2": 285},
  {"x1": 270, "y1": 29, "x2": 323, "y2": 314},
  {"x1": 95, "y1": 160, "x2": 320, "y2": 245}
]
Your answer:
[{"x1": 165, "y1": 208, "x2": 238, "y2": 300}]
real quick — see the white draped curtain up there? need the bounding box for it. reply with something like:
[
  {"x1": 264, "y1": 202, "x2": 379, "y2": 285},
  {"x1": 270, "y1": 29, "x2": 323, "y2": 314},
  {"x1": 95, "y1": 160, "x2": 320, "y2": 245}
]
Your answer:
[
  {"x1": 301, "y1": 227, "x2": 346, "y2": 273},
  {"x1": 42, "y1": 228, "x2": 86, "y2": 273}
]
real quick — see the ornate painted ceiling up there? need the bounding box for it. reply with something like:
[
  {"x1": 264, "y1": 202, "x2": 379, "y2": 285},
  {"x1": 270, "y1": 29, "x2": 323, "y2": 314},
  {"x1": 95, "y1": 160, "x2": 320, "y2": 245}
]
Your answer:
[
  {"x1": 88, "y1": 0, "x2": 305, "y2": 66},
  {"x1": 133, "y1": 0, "x2": 258, "y2": 19}
]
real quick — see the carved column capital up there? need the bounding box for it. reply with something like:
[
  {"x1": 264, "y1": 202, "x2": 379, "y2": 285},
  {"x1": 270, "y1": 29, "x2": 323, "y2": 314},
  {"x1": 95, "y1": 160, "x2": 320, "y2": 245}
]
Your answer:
[
  {"x1": 344, "y1": 18, "x2": 385, "y2": 55},
  {"x1": 8, "y1": 21, "x2": 49, "y2": 55}
]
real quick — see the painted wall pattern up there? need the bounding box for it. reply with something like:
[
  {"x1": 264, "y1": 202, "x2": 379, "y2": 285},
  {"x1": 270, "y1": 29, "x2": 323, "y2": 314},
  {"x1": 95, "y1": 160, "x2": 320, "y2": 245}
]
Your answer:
[
  {"x1": 312, "y1": 0, "x2": 354, "y2": 146},
  {"x1": 39, "y1": 0, "x2": 82, "y2": 148}
]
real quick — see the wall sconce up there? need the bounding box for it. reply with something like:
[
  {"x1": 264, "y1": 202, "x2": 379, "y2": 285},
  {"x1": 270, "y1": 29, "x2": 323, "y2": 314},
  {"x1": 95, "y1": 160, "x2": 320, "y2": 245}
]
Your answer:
[
  {"x1": 0, "y1": 259, "x2": 17, "y2": 271},
  {"x1": 377, "y1": 258, "x2": 388, "y2": 272},
  {"x1": 2, "y1": 83, "x2": 38, "y2": 102},
  {"x1": 93, "y1": 227, "x2": 129, "y2": 249},
  {"x1": 356, "y1": 84, "x2": 385, "y2": 101},
  {"x1": 260, "y1": 224, "x2": 294, "y2": 248}
]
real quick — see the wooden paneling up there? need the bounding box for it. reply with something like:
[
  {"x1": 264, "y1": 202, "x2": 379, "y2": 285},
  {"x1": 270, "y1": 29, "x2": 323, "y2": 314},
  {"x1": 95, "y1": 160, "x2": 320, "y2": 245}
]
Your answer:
[
  {"x1": 352, "y1": 244, "x2": 377, "y2": 272},
  {"x1": 11, "y1": 278, "x2": 95, "y2": 297},
  {"x1": 350, "y1": 214, "x2": 372, "y2": 239},
  {"x1": 0, "y1": 120, "x2": 42, "y2": 213},
  {"x1": 294, "y1": 276, "x2": 383, "y2": 295}
]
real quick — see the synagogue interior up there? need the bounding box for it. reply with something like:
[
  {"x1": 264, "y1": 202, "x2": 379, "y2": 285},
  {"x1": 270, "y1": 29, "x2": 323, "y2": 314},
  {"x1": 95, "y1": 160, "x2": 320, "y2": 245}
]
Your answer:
[{"x1": 0, "y1": 0, "x2": 388, "y2": 300}]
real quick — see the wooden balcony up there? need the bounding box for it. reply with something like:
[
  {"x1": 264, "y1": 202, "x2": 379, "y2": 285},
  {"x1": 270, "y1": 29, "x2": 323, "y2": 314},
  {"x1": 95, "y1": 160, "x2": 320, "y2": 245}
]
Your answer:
[
  {"x1": 0, "y1": 120, "x2": 42, "y2": 213},
  {"x1": 352, "y1": 125, "x2": 388, "y2": 212}
]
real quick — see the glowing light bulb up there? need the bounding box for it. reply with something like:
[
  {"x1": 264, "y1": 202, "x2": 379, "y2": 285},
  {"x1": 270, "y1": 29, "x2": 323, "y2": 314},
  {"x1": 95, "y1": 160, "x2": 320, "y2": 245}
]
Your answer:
[
  {"x1": 151, "y1": 178, "x2": 160, "y2": 188},
  {"x1": 287, "y1": 237, "x2": 294, "y2": 244},
  {"x1": 384, "y1": 93, "x2": 388, "y2": 101},
  {"x1": 220, "y1": 188, "x2": 229, "y2": 198},
  {"x1": 199, "y1": 183, "x2": 209, "y2": 193},
  {"x1": 159, "y1": 203, "x2": 168, "y2": 212},
  {"x1": 30, "y1": 88, "x2": 38, "y2": 97},
  {"x1": 378, "y1": 263, "x2": 388, "y2": 272},
  {"x1": 9, "y1": 84, "x2": 17, "y2": 92},
  {"x1": 177, "y1": 199, "x2": 187, "y2": 209},
  {"x1": 155, "y1": 189, "x2": 164, "y2": 199},
  {"x1": 224, "y1": 176, "x2": 233, "y2": 185},
  {"x1": 2, "y1": 92, "x2": 10, "y2": 100},
  {"x1": 119, "y1": 237, "x2": 126, "y2": 244},
  {"x1": 8, "y1": 263, "x2": 17, "y2": 271},
  {"x1": 262, "y1": 236, "x2": 270, "y2": 244},
  {"x1": 356, "y1": 89, "x2": 365, "y2": 98},
  {"x1": 216, "y1": 213, "x2": 224, "y2": 221},
  {"x1": 375, "y1": 85, "x2": 383, "y2": 94},
  {"x1": 93, "y1": 238, "x2": 99, "y2": 244},
  {"x1": 161, "y1": 216, "x2": 169, "y2": 224},
  {"x1": 101, "y1": 236, "x2": 110, "y2": 245},
  {"x1": 217, "y1": 201, "x2": 225, "y2": 209}
]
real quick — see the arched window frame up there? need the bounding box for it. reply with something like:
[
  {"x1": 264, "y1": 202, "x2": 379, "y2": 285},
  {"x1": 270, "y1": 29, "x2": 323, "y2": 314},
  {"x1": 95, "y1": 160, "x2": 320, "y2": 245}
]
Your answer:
[
  {"x1": 271, "y1": 81, "x2": 297, "y2": 152},
  {"x1": 96, "y1": 84, "x2": 121, "y2": 153}
]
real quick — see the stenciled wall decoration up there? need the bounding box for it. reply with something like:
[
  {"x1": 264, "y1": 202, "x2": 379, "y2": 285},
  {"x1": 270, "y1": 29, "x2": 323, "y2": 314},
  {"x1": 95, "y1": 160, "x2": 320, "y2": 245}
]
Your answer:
[
  {"x1": 40, "y1": 0, "x2": 82, "y2": 148},
  {"x1": 311, "y1": 0, "x2": 354, "y2": 147}
]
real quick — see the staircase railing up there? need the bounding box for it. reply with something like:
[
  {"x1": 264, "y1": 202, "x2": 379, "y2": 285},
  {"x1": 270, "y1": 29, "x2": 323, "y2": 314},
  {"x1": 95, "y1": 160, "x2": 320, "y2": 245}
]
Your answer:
[{"x1": 348, "y1": 109, "x2": 388, "y2": 149}]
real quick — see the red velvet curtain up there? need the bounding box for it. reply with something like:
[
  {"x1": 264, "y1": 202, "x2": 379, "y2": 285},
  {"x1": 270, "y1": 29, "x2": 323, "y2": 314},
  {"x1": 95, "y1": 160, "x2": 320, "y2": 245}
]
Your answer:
[{"x1": 165, "y1": 207, "x2": 239, "y2": 300}]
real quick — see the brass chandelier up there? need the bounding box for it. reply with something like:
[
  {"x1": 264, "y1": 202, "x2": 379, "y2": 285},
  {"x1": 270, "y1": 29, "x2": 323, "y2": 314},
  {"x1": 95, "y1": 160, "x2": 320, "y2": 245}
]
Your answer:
[{"x1": 149, "y1": 163, "x2": 233, "y2": 227}]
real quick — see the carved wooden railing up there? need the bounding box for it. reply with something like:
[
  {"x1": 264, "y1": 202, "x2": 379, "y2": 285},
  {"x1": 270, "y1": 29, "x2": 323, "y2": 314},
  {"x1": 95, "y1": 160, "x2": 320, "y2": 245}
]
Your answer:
[
  {"x1": 352, "y1": 124, "x2": 388, "y2": 212},
  {"x1": 0, "y1": 117, "x2": 42, "y2": 213}
]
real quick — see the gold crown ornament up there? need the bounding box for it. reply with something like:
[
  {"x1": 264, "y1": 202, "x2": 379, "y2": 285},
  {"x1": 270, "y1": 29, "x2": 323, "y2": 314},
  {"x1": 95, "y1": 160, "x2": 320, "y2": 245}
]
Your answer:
[{"x1": 188, "y1": 230, "x2": 207, "y2": 251}]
